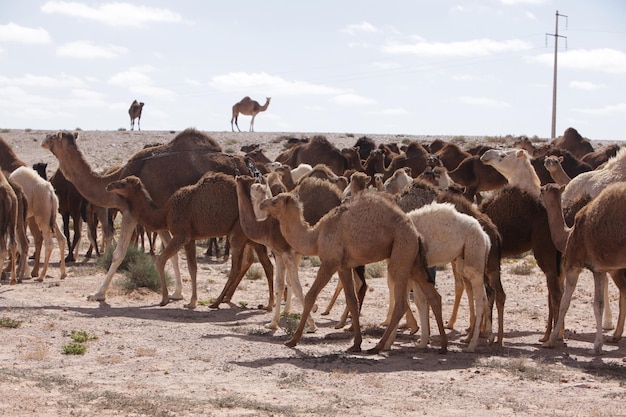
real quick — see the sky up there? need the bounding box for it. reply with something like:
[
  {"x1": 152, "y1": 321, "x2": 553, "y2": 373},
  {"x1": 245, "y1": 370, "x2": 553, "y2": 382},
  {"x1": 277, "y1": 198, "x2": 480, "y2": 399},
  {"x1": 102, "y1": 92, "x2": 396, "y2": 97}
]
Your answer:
[{"x1": 0, "y1": 1, "x2": 625, "y2": 140}]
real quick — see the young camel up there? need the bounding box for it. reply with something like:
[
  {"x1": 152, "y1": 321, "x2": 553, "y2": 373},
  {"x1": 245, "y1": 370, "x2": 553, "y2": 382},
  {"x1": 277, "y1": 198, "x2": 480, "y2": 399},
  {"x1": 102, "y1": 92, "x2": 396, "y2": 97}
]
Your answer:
[
  {"x1": 9, "y1": 167, "x2": 66, "y2": 281},
  {"x1": 260, "y1": 190, "x2": 448, "y2": 353},
  {"x1": 402, "y1": 202, "x2": 491, "y2": 352},
  {"x1": 543, "y1": 155, "x2": 571, "y2": 185},
  {"x1": 235, "y1": 175, "x2": 316, "y2": 331},
  {"x1": 231, "y1": 96, "x2": 271, "y2": 132},
  {"x1": 106, "y1": 173, "x2": 274, "y2": 309},
  {"x1": 540, "y1": 183, "x2": 626, "y2": 353},
  {"x1": 128, "y1": 100, "x2": 144, "y2": 131}
]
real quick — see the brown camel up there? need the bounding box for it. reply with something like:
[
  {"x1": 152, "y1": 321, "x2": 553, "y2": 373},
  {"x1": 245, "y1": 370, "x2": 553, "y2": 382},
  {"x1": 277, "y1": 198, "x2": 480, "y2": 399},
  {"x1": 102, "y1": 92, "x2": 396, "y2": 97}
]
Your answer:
[
  {"x1": 550, "y1": 127, "x2": 594, "y2": 159},
  {"x1": 42, "y1": 128, "x2": 258, "y2": 302},
  {"x1": 433, "y1": 141, "x2": 472, "y2": 171},
  {"x1": 281, "y1": 136, "x2": 349, "y2": 176},
  {"x1": 581, "y1": 144, "x2": 621, "y2": 169},
  {"x1": 0, "y1": 135, "x2": 27, "y2": 173},
  {"x1": 106, "y1": 173, "x2": 274, "y2": 309},
  {"x1": 540, "y1": 183, "x2": 626, "y2": 353},
  {"x1": 480, "y1": 186, "x2": 563, "y2": 343},
  {"x1": 353, "y1": 136, "x2": 377, "y2": 161},
  {"x1": 448, "y1": 155, "x2": 507, "y2": 204},
  {"x1": 260, "y1": 190, "x2": 448, "y2": 353},
  {"x1": 128, "y1": 100, "x2": 144, "y2": 131},
  {"x1": 386, "y1": 142, "x2": 429, "y2": 179},
  {"x1": 543, "y1": 156, "x2": 571, "y2": 185},
  {"x1": 231, "y1": 96, "x2": 271, "y2": 132},
  {"x1": 531, "y1": 149, "x2": 591, "y2": 185}
]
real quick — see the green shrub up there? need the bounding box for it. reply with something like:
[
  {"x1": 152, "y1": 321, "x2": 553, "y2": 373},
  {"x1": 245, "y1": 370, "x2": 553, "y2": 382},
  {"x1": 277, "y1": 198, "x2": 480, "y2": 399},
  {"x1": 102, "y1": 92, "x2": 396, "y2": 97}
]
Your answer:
[
  {"x1": 365, "y1": 262, "x2": 385, "y2": 278},
  {"x1": 0, "y1": 317, "x2": 22, "y2": 328},
  {"x1": 62, "y1": 342, "x2": 86, "y2": 355},
  {"x1": 97, "y1": 244, "x2": 171, "y2": 292}
]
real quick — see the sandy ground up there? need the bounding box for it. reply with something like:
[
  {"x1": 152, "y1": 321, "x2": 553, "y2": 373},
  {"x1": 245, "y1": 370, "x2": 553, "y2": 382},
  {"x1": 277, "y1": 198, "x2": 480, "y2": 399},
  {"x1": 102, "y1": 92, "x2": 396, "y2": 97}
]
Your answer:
[{"x1": 0, "y1": 128, "x2": 625, "y2": 417}]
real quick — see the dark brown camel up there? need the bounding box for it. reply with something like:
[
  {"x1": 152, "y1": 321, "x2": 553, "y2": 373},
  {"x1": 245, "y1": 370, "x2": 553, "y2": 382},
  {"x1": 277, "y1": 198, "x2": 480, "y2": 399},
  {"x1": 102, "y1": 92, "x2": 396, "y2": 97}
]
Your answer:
[
  {"x1": 448, "y1": 155, "x2": 507, "y2": 203},
  {"x1": 531, "y1": 149, "x2": 592, "y2": 185},
  {"x1": 581, "y1": 144, "x2": 621, "y2": 169},
  {"x1": 550, "y1": 127, "x2": 594, "y2": 159},
  {"x1": 281, "y1": 136, "x2": 349, "y2": 176},
  {"x1": 433, "y1": 142, "x2": 472, "y2": 171},
  {"x1": 128, "y1": 100, "x2": 144, "y2": 131}
]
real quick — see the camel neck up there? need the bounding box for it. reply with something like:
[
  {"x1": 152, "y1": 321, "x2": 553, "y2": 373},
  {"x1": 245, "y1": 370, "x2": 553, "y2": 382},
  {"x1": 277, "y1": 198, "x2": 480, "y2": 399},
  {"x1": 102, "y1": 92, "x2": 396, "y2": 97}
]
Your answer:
[{"x1": 541, "y1": 187, "x2": 571, "y2": 253}]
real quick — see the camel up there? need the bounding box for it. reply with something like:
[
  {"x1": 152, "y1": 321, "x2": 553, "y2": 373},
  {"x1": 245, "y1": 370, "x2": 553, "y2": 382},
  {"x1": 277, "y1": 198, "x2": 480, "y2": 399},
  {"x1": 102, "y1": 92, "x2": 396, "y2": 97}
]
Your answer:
[
  {"x1": 9, "y1": 167, "x2": 66, "y2": 282},
  {"x1": 543, "y1": 156, "x2": 571, "y2": 185},
  {"x1": 480, "y1": 149, "x2": 541, "y2": 197},
  {"x1": 403, "y1": 202, "x2": 491, "y2": 351},
  {"x1": 448, "y1": 155, "x2": 507, "y2": 204},
  {"x1": 295, "y1": 163, "x2": 348, "y2": 192},
  {"x1": 531, "y1": 149, "x2": 592, "y2": 185},
  {"x1": 105, "y1": 173, "x2": 274, "y2": 309},
  {"x1": 420, "y1": 167, "x2": 464, "y2": 193},
  {"x1": 6, "y1": 177, "x2": 29, "y2": 282},
  {"x1": 289, "y1": 163, "x2": 313, "y2": 183},
  {"x1": 281, "y1": 136, "x2": 349, "y2": 176},
  {"x1": 235, "y1": 175, "x2": 316, "y2": 331},
  {"x1": 0, "y1": 169, "x2": 19, "y2": 285},
  {"x1": 0, "y1": 135, "x2": 27, "y2": 173},
  {"x1": 259, "y1": 190, "x2": 448, "y2": 353},
  {"x1": 561, "y1": 147, "x2": 626, "y2": 207},
  {"x1": 128, "y1": 100, "x2": 144, "y2": 131},
  {"x1": 231, "y1": 96, "x2": 271, "y2": 132},
  {"x1": 340, "y1": 147, "x2": 365, "y2": 172},
  {"x1": 382, "y1": 167, "x2": 412, "y2": 194},
  {"x1": 386, "y1": 142, "x2": 429, "y2": 179},
  {"x1": 353, "y1": 136, "x2": 377, "y2": 161},
  {"x1": 540, "y1": 183, "x2": 626, "y2": 353},
  {"x1": 480, "y1": 186, "x2": 563, "y2": 342},
  {"x1": 42, "y1": 128, "x2": 258, "y2": 302},
  {"x1": 581, "y1": 144, "x2": 621, "y2": 169},
  {"x1": 551, "y1": 127, "x2": 594, "y2": 159},
  {"x1": 433, "y1": 142, "x2": 472, "y2": 171}
]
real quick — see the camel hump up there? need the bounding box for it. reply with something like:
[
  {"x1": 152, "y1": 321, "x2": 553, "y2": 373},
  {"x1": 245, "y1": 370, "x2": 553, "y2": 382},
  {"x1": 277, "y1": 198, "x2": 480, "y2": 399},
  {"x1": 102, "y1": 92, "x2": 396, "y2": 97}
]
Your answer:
[{"x1": 128, "y1": 128, "x2": 222, "y2": 162}]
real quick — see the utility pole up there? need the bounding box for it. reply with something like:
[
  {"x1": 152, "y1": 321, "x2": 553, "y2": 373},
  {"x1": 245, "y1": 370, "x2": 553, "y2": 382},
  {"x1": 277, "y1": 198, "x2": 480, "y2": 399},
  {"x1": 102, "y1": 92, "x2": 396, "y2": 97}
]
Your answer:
[{"x1": 547, "y1": 10, "x2": 568, "y2": 139}]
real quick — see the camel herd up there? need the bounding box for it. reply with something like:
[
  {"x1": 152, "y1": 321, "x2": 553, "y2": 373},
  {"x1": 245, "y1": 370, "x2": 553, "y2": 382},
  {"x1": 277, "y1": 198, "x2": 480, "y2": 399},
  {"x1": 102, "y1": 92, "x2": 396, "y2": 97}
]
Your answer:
[{"x1": 1, "y1": 126, "x2": 626, "y2": 356}]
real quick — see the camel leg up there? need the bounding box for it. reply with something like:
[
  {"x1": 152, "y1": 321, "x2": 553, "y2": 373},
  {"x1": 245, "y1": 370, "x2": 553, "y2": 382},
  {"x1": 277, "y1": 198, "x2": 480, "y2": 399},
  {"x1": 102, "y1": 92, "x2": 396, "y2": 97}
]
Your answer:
[
  {"x1": 412, "y1": 283, "x2": 431, "y2": 349},
  {"x1": 592, "y1": 271, "x2": 607, "y2": 354},
  {"x1": 183, "y1": 240, "x2": 198, "y2": 309},
  {"x1": 283, "y1": 252, "x2": 317, "y2": 332},
  {"x1": 253, "y1": 243, "x2": 275, "y2": 310},
  {"x1": 53, "y1": 223, "x2": 66, "y2": 279},
  {"x1": 209, "y1": 230, "x2": 251, "y2": 308},
  {"x1": 544, "y1": 266, "x2": 581, "y2": 349},
  {"x1": 249, "y1": 114, "x2": 256, "y2": 132},
  {"x1": 157, "y1": 231, "x2": 183, "y2": 300},
  {"x1": 88, "y1": 212, "x2": 137, "y2": 301},
  {"x1": 602, "y1": 276, "x2": 614, "y2": 330},
  {"x1": 446, "y1": 268, "x2": 465, "y2": 330},
  {"x1": 412, "y1": 260, "x2": 448, "y2": 354},
  {"x1": 71, "y1": 215, "x2": 82, "y2": 261},
  {"x1": 155, "y1": 233, "x2": 187, "y2": 306},
  {"x1": 535, "y1": 251, "x2": 564, "y2": 343},
  {"x1": 35, "y1": 228, "x2": 54, "y2": 282},
  {"x1": 370, "y1": 265, "x2": 410, "y2": 354},
  {"x1": 322, "y1": 281, "x2": 343, "y2": 315},
  {"x1": 465, "y1": 271, "x2": 490, "y2": 352},
  {"x1": 285, "y1": 263, "x2": 344, "y2": 349},
  {"x1": 267, "y1": 254, "x2": 287, "y2": 329},
  {"x1": 15, "y1": 222, "x2": 29, "y2": 282},
  {"x1": 608, "y1": 270, "x2": 626, "y2": 343},
  {"x1": 487, "y1": 265, "x2": 506, "y2": 346},
  {"x1": 61, "y1": 213, "x2": 74, "y2": 262},
  {"x1": 28, "y1": 217, "x2": 42, "y2": 278},
  {"x1": 7, "y1": 242, "x2": 17, "y2": 285}
]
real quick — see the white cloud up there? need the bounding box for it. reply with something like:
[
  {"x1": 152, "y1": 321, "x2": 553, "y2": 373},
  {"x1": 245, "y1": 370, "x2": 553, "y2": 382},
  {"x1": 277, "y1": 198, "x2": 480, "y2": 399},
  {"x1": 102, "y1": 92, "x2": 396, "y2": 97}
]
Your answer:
[
  {"x1": 0, "y1": 22, "x2": 51, "y2": 44},
  {"x1": 57, "y1": 41, "x2": 128, "y2": 59},
  {"x1": 528, "y1": 49, "x2": 626, "y2": 74},
  {"x1": 210, "y1": 72, "x2": 344, "y2": 96},
  {"x1": 452, "y1": 74, "x2": 475, "y2": 81},
  {"x1": 501, "y1": 0, "x2": 547, "y2": 4},
  {"x1": 340, "y1": 22, "x2": 380, "y2": 35},
  {"x1": 109, "y1": 66, "x2": 176, "y2": 101},
  {"x1": 573, "y1": 103, "x2": 626, "y2": 116},
  {"x1": 0, "y1": 73, "x2": 87, "y2": 88},
  {"x1": 330, "y1": 94, "x2": 377, "y2": 106},
  {"x1": 383, "y1": 37, "x2": 532, "y2": 57},
  {"x1": 41, "y1": 1, "x2": 183, "y2": 27},
  {"x1": 372, "y1": 61, "x2": 401, "y2": 70},
  {"x1": 455, "y1": 96, "x2": 511, "y2": 107},
  {"x1": 525, "y1": 12, "x2": 537, "y2": 20},
  {"x1": 369, "y1": 107, "x2": 409, "y2": 116},
  {"x1": 569, "y1": 81, "x2": 605, "y2": 91}
]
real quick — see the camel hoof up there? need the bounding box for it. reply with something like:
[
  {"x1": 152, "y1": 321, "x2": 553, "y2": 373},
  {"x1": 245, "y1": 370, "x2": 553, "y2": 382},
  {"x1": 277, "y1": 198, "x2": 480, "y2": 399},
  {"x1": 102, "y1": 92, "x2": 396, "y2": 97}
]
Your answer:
[
  {"x1": 366, "y1": 347, "x2": 381, "y2": 354},
  {"x1": 265, "y1": 322, "x2": 279, "y2": 330},
  {"x1": 305, "y1": 325, "x2": 318, "y2": 334},
  {"x1": 312, "y1": 304, "x2": 318, "y2": 313},
  {"x1": 603, "y1": 323, "x2": 615, "y2": 331},
  {"x1": 416, "y1": 339, "x2": 429, "y2": 349},
  {"x1": 87, "y1": 293, "x2": 105, "y2": 302},
  {"x1": 348, "y1": 345, "x2": 362, "y2": 353},
  {"x1": 59, "y1": 273, "x2": 67, "y2": 280},
  {"x1": 408, "y1": 326, "x2": 419, "y2": 335},
  {"x1": 284, "y1": 339, "x2": 298, "y2": 348},
  {"x1": 184, "y1": 303, "x2": 196, "y2": 310},
  {"x1": 208, "y1": 301, "x2": 220, "y2": 309},
  {"x1": 35, "y1": 277, "x2": 44, "y2": 283},
  {"x1": 170, "y1": 293, "x2": 184, "y2": 301},
  {"x1": 541, "y1": 341, "x2": 555, "y2": 349},
  {"x1": 159, "y1": 298, "x2": 170, "y2": 307},
  {"x1": 438, "y1": 346, "x2": 448, "y2": 354},
  {"x1": 607, "y1": 336, "x2": 622, "y2": 344},
  {"x1": 444, "y1": 324, "x2": 454, "y2": 330},
  {"x1": 320, "y1": 311, "x2": 330, "y2": 316}
]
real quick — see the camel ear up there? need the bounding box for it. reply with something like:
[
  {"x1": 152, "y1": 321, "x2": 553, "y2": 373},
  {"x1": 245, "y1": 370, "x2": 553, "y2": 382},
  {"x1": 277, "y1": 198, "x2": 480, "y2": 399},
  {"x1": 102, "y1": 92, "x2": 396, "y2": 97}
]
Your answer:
[
  {"x1": 56, "y1": 131, "x2": 62, "y2": 139},
  {"x1": 73, "y1": 132, "x2": 79, "y2": 140},
  {"x1": 516, "y1": 149, "x2": 527, "y2": 158},
  {"x1": 558, "y1": 156, "x2": 564, "y2": 163}
]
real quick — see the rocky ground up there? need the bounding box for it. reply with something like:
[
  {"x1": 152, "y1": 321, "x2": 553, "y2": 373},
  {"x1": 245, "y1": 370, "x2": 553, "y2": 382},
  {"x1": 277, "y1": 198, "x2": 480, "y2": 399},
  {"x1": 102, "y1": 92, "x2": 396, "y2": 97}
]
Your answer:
[{"x1": 0, "y1": 128, "x2": 625, "y2": 417}]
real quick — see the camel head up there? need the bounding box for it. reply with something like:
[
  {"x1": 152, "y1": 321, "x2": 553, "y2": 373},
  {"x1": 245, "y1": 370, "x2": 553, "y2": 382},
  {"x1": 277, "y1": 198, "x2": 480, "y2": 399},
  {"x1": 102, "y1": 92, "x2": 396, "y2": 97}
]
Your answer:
[
  {"x1": 106, "y1": 175, "x2": 143, "y2": 197},
  {"x1": 250, "y1": 182, "x2": 272, "y2": 221},
  {"x1": 259, "y1": 193, "x2": 301, "y2": 218},
  {"x1": 41, "y1": 131, "x2": 80, "y2": 154},
  {"x1": 427, "y1": 154, "x2": 443, "y2": 168},
  {"x1": 480, "y1": 148, "x2": 529, "y2": 169},
  {"x1": 348, "y1": 171, "x2": 371, "y2": 196},
  {"x1": 265, "y1": 161, "x2": 282, "y2": 172},
  {"x1": 543, "y1": 155, "x2": 564, "y2": 172}
]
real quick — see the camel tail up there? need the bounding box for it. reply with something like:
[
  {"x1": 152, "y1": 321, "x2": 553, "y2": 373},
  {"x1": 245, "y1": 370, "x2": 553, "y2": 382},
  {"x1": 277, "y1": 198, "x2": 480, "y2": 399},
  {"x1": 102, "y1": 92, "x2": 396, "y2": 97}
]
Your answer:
[{"x1": 416, "y1": 237, "x2": 434, "y2": 284}]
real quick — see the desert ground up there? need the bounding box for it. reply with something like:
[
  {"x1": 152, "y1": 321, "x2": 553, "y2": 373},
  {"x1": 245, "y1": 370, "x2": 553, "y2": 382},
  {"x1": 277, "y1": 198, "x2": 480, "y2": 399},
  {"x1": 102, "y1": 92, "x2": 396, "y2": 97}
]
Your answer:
[{"x1": 0, "y1": 128, "x2": 625, "y2": 417}]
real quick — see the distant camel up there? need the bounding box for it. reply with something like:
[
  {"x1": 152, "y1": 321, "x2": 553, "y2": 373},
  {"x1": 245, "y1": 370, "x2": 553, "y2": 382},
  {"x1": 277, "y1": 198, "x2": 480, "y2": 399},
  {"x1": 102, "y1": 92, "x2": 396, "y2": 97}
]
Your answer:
[
  {"x1": 0, "y1": 169, "x2": 19, "y2": 285},
  {"x1": 541, "y1": 183, "x2": 626, "y2": 353},
  {"x1": 231, "y1": 96, "x2": 271, "y2": 132},
  {"x1": 128, "y1": 100, "x2": 144, "y2": 131}
]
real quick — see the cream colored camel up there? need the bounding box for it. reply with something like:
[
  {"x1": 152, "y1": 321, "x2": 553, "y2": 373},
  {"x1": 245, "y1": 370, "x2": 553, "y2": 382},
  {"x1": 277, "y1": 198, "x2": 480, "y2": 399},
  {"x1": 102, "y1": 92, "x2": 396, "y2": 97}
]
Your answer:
[
  {"x1": 402, "y1": 202, "x2": 491, "y2": 352},
  {"x1": 480, "y1": 149, "x2": 541, "y2": 197},
  {"x1": 128, "y1": 100, "x2": 144, "y2": 131},
  {"x1": 260, "y1": 190, "x2": 448, "y2": 353},
  {"x1": 543, "y1": 155, "x2": 571, "y2": 185},
  {"x1": 562, "y1": 147, "x2": 626, "y2": 207},
  {"x1": 540, "y1": 183, "x2": 626, "y2": 353},
  {"x1": 106, "y1": 173, "x2": 274, "y2": 309},
  {"x1": 0, "y1": 169, "x2": 18, "y2": 285},
  {"x1": 382, "y1": 167, "x2": 413, "y2": 194},
  {"x1": 235, "y1": 175, "x2": 316, "y2": 331},
  {"x1": 231, "y1": 96, "x2": 271, "y2": 132},
  {"x1": 9, "y1": 167, "x2": 66, "y2": 281},
  {"x1": 42, "y1": 129, "x2": 259, "y2": 303}
]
